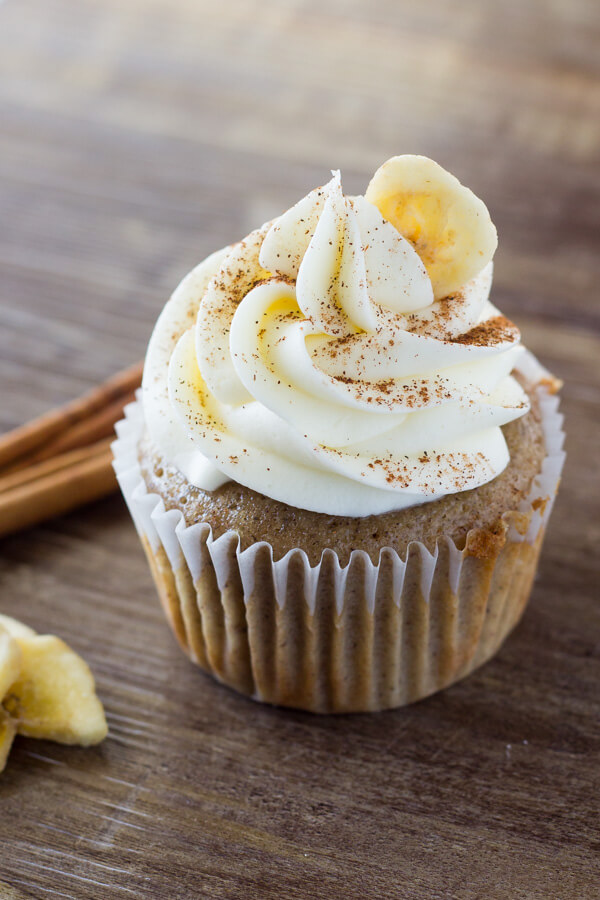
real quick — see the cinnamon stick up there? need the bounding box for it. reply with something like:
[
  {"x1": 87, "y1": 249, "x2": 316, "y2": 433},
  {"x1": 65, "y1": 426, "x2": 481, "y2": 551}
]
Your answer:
[
  {"x1": 2, "y1": 391, "x2": 136, "y2": 476},
  {"x1": 0, "y1": 361, "x2": 143, "y2": 470},
  {"x1": 0, "y1": 437, "x2": 114, "y2": 495},
  {"x1": 0, "y1": 443, "x2": 117, "y2": 539}
]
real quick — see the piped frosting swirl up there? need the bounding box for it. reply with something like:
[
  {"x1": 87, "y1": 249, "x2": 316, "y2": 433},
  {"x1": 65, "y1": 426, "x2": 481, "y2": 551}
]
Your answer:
[{"x1": 143, "y1": 165, "x2": 529, "y2": 516}]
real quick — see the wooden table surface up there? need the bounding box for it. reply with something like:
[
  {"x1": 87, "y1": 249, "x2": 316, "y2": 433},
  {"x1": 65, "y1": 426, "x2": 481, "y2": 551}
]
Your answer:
[{"x1": 1, "y1": 1, "x2": 599, "y2": 897}]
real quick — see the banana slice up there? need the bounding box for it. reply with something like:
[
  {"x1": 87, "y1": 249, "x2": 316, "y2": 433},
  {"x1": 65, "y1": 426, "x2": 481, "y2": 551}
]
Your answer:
[
  {"x1": 0, "y1": 709, "x2": 17, "y2": 773},
  {"x1": 3, "y1": 633, "x2": 107, "y2": 746},
  {"x1": 365, "y1": 155, "x2": 497, "y2": 301}
]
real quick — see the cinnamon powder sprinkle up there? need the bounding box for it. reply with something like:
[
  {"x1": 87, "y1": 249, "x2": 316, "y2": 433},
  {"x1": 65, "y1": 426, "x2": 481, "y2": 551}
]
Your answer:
[{"x1": 452, "y1": 315, "x2": 518, "y2": 347}]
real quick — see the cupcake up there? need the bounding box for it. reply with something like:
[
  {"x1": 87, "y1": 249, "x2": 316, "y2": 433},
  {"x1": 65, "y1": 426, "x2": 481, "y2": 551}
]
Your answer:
[{"x1": 113, "y1": 156, "x2": 565, "y2": 713}]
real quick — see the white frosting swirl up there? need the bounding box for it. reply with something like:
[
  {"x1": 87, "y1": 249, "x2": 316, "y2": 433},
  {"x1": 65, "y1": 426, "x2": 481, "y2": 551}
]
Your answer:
[{"x1": 143, "y1": 172, "x2": 529, "y2": 516}]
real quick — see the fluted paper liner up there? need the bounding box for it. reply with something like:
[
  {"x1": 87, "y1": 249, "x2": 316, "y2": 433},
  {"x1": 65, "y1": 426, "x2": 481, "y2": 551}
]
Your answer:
[{"x1": 112, "y1": 352, "x2": 565, "y2": 713}]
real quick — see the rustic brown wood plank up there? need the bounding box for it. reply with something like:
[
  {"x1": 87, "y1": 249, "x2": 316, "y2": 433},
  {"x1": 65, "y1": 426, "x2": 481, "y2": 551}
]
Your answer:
[{"x1": 0, "y1": 0, "x2": 598, "y2": 897}]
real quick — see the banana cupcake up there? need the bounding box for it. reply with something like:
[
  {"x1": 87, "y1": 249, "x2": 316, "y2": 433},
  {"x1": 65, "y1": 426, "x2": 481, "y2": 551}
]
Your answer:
[{"x1": 113, "y1": 156, "x2": 565, "y2": 713}]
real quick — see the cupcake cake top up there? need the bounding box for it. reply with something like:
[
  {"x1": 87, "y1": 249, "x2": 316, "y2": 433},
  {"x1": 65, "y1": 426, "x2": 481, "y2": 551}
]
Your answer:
[{"x1": 143, "y1": 155, "x2": 530, "y2": 516}]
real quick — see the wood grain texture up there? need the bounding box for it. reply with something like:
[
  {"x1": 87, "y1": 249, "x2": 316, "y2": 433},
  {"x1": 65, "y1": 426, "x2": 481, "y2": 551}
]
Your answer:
[{"x1": 0, "y1": 0, "x2": 598, "y2": 897}]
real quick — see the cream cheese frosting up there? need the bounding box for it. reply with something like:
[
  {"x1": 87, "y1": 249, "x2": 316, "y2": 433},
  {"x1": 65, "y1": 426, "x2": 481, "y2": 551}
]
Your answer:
[{"x1": 142, "y1": 165, "x2": 529, "y2": 516}]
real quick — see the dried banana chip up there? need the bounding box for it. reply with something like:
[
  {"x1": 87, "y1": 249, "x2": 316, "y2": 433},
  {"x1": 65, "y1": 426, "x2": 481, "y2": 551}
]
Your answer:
[
  {"x1": 0, "y1": 627, "x2": 22, "y2": 699},
  {"x1": 0, "y1": 709, "x2": 17, "y2": 773},
  {"x1": 3, "y1": 634, "x2": 107, "y2": 746},
  {"x1": 0, "y1": 613, "x2": 36, "y2": 640}
]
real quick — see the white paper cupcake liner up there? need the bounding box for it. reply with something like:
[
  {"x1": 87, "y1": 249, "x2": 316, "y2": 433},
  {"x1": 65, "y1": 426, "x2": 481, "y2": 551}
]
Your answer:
[{"x1": 112, "y1": 351, "x2": 565, "y2": 712}]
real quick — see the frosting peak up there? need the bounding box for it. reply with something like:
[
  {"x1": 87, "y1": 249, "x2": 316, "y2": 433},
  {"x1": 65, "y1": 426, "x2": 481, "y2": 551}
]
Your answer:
[
  {"x1": 143, "y1": 158, "x2": 530, "y2": 516},
  {"x1": 259, "y1": 171, "x2": 433, "y2": 336}
]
